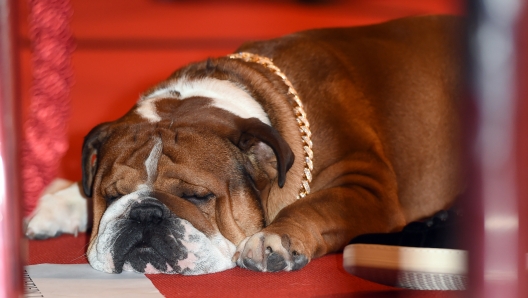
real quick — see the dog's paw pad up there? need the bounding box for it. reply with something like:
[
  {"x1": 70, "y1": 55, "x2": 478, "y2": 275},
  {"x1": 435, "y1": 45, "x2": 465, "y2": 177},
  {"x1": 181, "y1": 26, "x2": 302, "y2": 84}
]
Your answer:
[
  {"x1": 235, "y1": 232, "x2": 309, "y2": 272},
  {"x1": 266, "y1": 251, "x2": 287, "y2": 272},
  {"x1": 242, "y1": 257, "x2": 262, "y2": 272},
  {"x1": 26, "y1": 229, "x2": 63, "y2": 240}
]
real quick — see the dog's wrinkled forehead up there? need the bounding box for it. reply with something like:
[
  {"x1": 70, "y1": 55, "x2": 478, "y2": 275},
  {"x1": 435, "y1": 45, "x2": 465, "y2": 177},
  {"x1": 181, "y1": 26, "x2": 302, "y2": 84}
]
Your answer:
[
  {"x1": 92, "y1": 115, "x2": 251, "y2": 206},
  {"x1": 89, "y1": 76, "x2": 275, "y2": 181},
  {"x1": 82, "y1": 73, "x2": 293, "y2": 200}
]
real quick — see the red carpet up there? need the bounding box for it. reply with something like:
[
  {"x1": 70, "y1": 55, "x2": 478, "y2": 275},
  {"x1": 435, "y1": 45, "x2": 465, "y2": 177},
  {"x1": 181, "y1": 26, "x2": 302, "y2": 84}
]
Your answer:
[{"x1": 20, "y1": 0, "x2": 465, "y2": 296}]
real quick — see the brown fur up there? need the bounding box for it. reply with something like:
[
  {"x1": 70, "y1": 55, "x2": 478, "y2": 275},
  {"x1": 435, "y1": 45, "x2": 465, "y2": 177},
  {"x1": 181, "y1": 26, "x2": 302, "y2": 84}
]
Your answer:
[{"x1": 85, "y1": 15, "x2": 464, "y2": 270}]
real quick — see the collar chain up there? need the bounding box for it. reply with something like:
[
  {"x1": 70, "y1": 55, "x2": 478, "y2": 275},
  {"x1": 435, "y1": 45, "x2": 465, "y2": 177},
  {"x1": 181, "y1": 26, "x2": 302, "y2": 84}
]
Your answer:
[{"x1": 228, "y1": 52, "x2": 313, "y2": 199}]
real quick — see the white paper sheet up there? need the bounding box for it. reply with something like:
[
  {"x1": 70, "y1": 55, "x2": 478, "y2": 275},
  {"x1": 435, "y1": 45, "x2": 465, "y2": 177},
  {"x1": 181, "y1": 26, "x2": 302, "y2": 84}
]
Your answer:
[{"x1": 25, "y1": 264, "x2": 163, "y2": 298}]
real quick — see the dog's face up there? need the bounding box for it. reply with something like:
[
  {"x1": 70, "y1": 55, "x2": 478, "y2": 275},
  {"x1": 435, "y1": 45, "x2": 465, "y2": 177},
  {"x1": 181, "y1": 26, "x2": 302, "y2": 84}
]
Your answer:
[{"x1": 83, "y1": 95, "x2": 294, "y2": 275}]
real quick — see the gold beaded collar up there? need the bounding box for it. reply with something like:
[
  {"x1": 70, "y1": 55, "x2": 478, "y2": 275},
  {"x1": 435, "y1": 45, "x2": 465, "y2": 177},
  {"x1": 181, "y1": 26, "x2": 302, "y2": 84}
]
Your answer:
[{"x1": 228, "y1": 52, "x2": 313, "y2": 199}]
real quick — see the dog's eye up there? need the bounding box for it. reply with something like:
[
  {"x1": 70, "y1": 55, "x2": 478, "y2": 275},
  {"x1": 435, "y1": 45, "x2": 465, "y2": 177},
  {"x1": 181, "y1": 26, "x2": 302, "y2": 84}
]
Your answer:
[
  {"x1": 102, "y1": 186, "x2": 124, "y2": 204},
  {"x1": 106, "y1": 195, "x2": 121, "y2": 204},
  {"x1": 181, "y1": 193, "x2": 214, "y2": 203},
  {"x1": 104, "y1": 191, "x2": 122, "y2": 204}
]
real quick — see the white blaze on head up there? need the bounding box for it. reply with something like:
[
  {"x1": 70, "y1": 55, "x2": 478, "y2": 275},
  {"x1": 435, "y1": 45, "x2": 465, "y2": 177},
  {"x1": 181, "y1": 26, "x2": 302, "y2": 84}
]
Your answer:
[
  {"x1": 136, "y1": 77, "x2": 271, "y2": 125},
  {"x1": 145, "y1": 136, "x2": 162, "y2": 184}
]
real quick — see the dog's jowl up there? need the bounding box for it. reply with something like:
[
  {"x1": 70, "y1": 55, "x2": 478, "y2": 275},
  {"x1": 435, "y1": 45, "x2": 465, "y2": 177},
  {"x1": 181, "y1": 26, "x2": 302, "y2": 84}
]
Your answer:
[{"x1": 27, "y1": 15, "x2": 464, "y2": 274}]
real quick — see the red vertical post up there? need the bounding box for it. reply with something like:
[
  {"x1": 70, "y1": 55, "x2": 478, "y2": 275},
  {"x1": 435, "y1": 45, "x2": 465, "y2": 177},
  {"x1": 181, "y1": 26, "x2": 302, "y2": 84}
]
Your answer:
[
  {"x1": 0, "y1": 0, "x2": 24, "y2": 297},
  {"x1": 467, "y1": 0, "x2": 527, "y2": 297}
]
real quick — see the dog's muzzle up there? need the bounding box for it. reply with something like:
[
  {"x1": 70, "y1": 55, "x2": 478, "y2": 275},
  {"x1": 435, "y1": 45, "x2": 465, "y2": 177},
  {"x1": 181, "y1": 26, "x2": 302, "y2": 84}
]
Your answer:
[{"x1": 87, "y1": 188, "x2": 236, "y2": 275}]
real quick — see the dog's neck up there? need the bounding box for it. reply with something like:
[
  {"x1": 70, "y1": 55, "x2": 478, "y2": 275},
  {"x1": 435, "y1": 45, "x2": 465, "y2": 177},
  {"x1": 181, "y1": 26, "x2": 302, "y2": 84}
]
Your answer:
[{"x1": 228, "y1": 52, "x2": 313, "y2": 200}]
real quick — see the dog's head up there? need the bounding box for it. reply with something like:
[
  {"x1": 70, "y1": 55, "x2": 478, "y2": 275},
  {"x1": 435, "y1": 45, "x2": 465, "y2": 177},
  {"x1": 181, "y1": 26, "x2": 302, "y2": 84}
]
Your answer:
[{"x1": 83, "y1": 77, "x2": 294, "y2": 275}]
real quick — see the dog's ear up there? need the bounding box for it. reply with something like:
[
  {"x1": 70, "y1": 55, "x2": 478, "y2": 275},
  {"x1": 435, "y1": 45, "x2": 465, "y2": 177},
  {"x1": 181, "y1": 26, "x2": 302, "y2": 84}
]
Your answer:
[
  {"x1": 233, "y1": 118, "x2": 294, "y2": 188},
  {"x1": 81, "y1": 123, "x2": 112, "y2": 197}
]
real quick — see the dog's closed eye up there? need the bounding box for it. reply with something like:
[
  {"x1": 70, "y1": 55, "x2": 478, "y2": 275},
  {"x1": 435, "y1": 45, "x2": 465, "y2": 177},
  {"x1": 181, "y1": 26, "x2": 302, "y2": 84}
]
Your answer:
[
  {"x1": 181, "y1": 193, "x2": 215, "y2": 204},
  {"x1": 106, "y1": 195, "x2": 122, "y2": 204},
  {"x1": 103, "y1": 188, "x2": 123, "y2": 204}
]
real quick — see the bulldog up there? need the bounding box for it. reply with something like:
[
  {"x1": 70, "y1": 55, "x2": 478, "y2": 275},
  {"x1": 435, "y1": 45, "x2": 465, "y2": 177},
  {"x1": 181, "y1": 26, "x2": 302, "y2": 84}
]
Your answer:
[{"x1": 26, "y1": 15, "x2": 464, "y2": 275}]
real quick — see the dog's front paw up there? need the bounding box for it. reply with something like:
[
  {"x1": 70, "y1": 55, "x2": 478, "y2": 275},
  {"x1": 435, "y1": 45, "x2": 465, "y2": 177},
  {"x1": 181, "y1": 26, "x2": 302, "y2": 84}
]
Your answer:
[
  {"x1": 26, "y1": 182, "x2": 87, "y2": 239},
  {"x1": 234, "y1": 231, "x2": 309, "y2": 272}
]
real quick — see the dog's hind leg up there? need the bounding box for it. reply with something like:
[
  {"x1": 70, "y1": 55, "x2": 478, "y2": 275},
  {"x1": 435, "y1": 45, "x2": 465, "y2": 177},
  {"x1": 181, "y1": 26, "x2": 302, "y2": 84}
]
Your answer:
[{"x1": 25, "y1": 179, "x2": 88, "y2": 239}]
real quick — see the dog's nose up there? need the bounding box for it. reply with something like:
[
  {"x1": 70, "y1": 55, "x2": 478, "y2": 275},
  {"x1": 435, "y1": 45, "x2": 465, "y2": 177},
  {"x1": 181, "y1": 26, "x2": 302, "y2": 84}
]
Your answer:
[{"x1": 129, "y1": 198, "x2": 165, "y2": 225}]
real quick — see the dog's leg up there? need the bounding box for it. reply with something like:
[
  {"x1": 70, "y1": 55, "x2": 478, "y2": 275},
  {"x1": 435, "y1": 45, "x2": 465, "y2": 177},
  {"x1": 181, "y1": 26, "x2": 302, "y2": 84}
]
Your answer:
[
  {"x1": 235, "y1": 186, "x2": 406, "y2": 272},
  {"x1": 26, "y1": 180, "x2": 88, "y2": 239}
]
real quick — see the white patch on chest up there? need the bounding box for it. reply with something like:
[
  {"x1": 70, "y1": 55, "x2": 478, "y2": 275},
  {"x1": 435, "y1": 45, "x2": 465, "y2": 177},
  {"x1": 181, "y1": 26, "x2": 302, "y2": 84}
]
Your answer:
[{"x1": 137, "y1": 77, "x2": 270, "y2": 125}]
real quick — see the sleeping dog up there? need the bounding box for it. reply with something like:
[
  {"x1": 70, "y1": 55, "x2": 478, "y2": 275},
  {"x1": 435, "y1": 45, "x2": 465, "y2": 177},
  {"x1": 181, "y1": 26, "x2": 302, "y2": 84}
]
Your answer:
[{"x1": 26, "y1": 15, "x2": 464, "y2": 275}]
